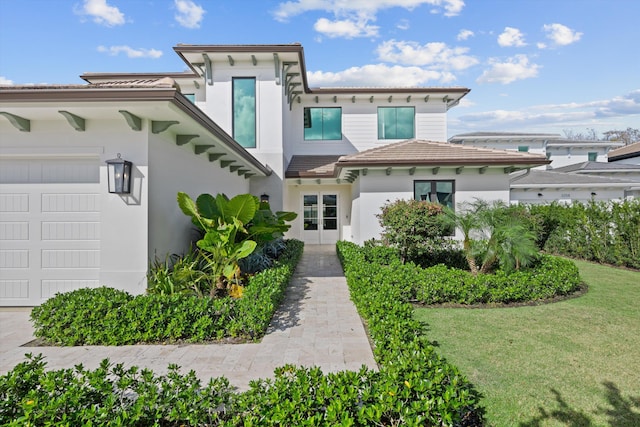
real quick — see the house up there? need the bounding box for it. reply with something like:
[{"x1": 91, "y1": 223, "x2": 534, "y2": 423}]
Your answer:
[
  {"x1": 0, "y1": 43, "x2": 549, "y2": 306},
  {"x1": 510, "y1": 170, "x2": 640, "y2": 204},
  {"x1": 448, "y1": 132, "x2": 623, "y2": 168}
]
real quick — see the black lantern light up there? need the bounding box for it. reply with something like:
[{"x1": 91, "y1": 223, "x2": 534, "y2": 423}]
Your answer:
[
  {"x1": 260, "y1": 193, "x2": 270, "y2": 203},
  {"x1": 106, "y1": 153, "x2": 132, "y2": 194}
]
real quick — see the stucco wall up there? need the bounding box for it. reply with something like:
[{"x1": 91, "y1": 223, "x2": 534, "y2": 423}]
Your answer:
[
  {"x1": 351, "y1": 168, "x2": 511, "y2": 243},
  {"x1": 147, "y1": 130, "x2": 250, "y2": 264}
]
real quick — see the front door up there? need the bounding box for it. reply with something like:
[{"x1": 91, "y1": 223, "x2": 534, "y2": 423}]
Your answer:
[{"x1": 302, "y1": 193, "x2": 339, "y2": 244}]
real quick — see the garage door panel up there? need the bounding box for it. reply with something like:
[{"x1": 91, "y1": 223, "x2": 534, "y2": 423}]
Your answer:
[
  {"x1": 0, "y1": 158, "x2": 101, "y2": 306},
  {"x1": 0, "y1": 280, "x2": 29, "y2": 299}
]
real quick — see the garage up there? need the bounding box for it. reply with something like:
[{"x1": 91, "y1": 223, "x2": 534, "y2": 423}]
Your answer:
[{"x1": 0, "y1": 157, "x2": 101, "y2": 306}]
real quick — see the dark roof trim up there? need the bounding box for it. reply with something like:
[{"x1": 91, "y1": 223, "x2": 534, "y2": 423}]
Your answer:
[
  {"x1": 336, "y1": 158, "x2": 549, "y2": 167},
  {"x1": 81, "y1": 71, "x2": 199, "y2": 82},
  {"x1": 308, "y1": 87, "x2": 470, "y2": 95}
]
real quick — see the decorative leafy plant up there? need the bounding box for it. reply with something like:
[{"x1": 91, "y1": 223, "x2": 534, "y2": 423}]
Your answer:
[{"x1": 177, "y1": 192, "x2": 297, "y2": 295}]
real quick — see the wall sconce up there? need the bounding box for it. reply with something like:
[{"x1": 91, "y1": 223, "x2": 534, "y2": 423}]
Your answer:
[
  {"x1": 106, "y1": 153, "x2": 132, "y2": 194},
  {"x1": 260, "y1": 193, "x2": 270, "y2": 203},
  {"x1": 537, "y1": 193, "x2": 543, "y2": 197},
  {"x1": 591, "y1": 192, "x2": 597, "y2": 197}
]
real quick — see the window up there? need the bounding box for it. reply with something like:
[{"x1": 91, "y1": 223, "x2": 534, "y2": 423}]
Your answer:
[
  {"x1": 232, "y1": 78, "x2": 256, "y2": 148},
  {"x1": 183, "y1": 93, "x2": 196, "y2": 103},
  {"x1": 588, "y1": 152, "x2": 597, "y2": 161},
  {"x1": 518, "y1": 146, "x2": 529, "y2": 152},
  {"x1": 378, "y1": 107, "x2": 415, "y2": 140},
  {"x1": 414, "y1": 180, "x2": 455, "y2": 209},
  {"x1": 304, "y1": 107, "x2": 342, "y2": 140}
]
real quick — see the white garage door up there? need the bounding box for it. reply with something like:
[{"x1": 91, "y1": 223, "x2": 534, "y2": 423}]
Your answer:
[{"x1": 0, "y1": 158, "x2": 101, "y2": 306}]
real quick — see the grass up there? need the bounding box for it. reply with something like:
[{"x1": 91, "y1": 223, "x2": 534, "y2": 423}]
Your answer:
[{"x1": 414, "y1": 259, "x2": 640, "y2": 427}]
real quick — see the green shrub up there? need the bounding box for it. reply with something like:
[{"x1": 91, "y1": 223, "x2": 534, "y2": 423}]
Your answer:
[
  {"x1": 376, "y1": 199, "x2": 451, "y2": 263},
  {"x1": 529, "y1": 199, "x2": 640, "y2": 269},
  {"x1": 30, "y1": 240, "x2": 303, "y2": 345},
  {"x1": 337, "y1": 241, "x2": 485, "y2": 425}
]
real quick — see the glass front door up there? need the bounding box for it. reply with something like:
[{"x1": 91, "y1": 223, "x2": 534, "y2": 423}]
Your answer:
[{"x1": 302, "y1": 193, "x2": 339, "y2": 244}]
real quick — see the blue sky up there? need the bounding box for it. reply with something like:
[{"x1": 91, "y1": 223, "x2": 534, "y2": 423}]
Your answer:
[{"x1": 1, "y1": 0, "x2": 638, "y2": 138}]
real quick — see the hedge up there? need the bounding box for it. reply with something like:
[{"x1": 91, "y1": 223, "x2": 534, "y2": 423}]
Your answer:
[
  {"x1": 30, "y1": 239, "x2": 304, "y2": 345},
  {"x1": 2, "y1": 240, "x2": 484, "y2": 426}
]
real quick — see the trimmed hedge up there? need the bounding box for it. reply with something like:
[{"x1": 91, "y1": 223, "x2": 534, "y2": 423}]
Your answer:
[
  {"x1": 30, "y1": 239, "x2": 304, "y2": 345},
  {"x1": 528, "y1": 199, "x2": 640, "y2": 269},
  {"x1": 356, "y1": 245, "x2": 582, "y2": 305},
  {"x1": 336, "y1": 241, "x2": 484, "y2": 425},
  {"x1": 3, "y1": 240, "x2": 484, "y2": 426}
]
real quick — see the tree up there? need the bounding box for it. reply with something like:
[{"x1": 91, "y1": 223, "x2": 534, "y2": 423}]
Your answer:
[
  {"x1": 562, "y1": 127, "x2": 639, "y2": 146},
  {"x1": 603, "y1": 127, "x2": 640, "y2": 146}
]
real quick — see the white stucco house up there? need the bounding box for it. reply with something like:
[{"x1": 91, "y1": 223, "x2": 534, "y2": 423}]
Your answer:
[
  {"x1": 0, "y1": 43, "x2": 549, "y2": 306},
  {"x1": 448, "y1": 132, "x2": 623, "y2": 169}
]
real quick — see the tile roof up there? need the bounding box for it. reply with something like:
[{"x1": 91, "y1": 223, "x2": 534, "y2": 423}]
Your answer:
[
  {"x1": 336, "y1": 139, "x2": 550, "y2": 167},
  {"x1": 285, "y1": 155, "x2": 342, "y2": 178},
  {"x1": 0, "y1": 77, "x2": 179, "y2": 91},
  {"x1": 510, "y1": 170, "x2": 637, "y2": 187},
  {"x1": 608, "y1": 141, "x2": 640, "y2": 161}
]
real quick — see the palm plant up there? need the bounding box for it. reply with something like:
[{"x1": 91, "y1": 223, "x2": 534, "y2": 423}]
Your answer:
[{"x1": 448, "y1": 199, "x2": 539, "y2": 275}]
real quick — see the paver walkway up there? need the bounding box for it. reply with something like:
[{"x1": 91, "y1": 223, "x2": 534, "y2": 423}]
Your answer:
[{"x1": 0, "y1": 245, "x2": 377, "y2": 390}]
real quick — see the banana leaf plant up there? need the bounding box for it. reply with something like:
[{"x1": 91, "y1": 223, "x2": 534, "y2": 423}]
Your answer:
[
  {"x1": 177, "y1": 192, "x2": 258, "y2": 295},
  {"x1": 177, "y1": 192, "x2": 297, "y2": 296}
]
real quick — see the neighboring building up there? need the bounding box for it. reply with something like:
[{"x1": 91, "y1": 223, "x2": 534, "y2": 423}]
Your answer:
[
  {"x1": 0, "y1": 43, "x2": 549, "y2": 306},
  {"x1": 553, "y1": 161, "x2": 640, "y2": 182},
  {"x1": 448, "y1": 132, "x2": 623, "y2": 169},
  {"x1": 608, "y1": 141, "x2": 640, "y2": 165},
  {"x1": 510, "y1": 170, "x2": 639, "y2": 204}
]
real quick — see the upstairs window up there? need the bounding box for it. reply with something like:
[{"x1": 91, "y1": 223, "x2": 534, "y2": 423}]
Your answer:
[
  {"x1": 378, "y1": 107, "x2": 415, "y2": 140},
  {"x1": 233, "y1": 77, "x2": 256, "y2": 148},
  {"x1": 414, "y1": 180, "x2": 455, "y2": 209},
  {"x1": 304, "y1": 107, "x2": 342, "y2": 140},
  {"x1": 518, "y1": 146, "x2": 529, "y2": 152},
  {"x1": 183, "y1": 93, "x2": 196, "y2": 103},
  {"x1": 588, "y1": 152, "x2": 597, "y2": 161}
]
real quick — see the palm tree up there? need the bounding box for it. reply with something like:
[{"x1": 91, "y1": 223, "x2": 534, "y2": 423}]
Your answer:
[{"x1": 448, "y1": 200, "x2": 539, "y2": 275}]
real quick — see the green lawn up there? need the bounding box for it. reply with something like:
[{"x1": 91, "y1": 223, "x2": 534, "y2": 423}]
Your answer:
[{"x1": 414, "y1": 260, "x2": 640, "y2": 427}]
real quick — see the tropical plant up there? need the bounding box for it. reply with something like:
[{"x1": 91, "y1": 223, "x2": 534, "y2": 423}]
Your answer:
[
  {"x1": 446, "y1": 199, "x2": 539, "y2": 275},
  {"x1": 177, "y1": 192, "x2": 297, "y2": 295}
]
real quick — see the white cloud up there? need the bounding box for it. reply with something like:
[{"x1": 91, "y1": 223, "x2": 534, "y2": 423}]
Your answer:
[
  {"x1": 174, "y1": 0, "x2": 205, "y2": 29},
  {"x1": 97, "y1": 45, "x2": 163, "y2": 59},
  {"x1": 76, "y1": 0, "x2": 125, "y2": 26},
  {"x1": 314, "y1": 17, "x2": 379, "y2": 38},
  {"x1": 0, "y1": 76, "x2": 14, "y2": 85},
  {"x1": 377, "y1": 39, "x2": 478, "y2": 70},
  {"x1": 536, "y1": 42, "x2": 547, "y2": 49},
  {"x1": 457, "y1": 29, "x2": 474, "y2": 41},
  {"x1": 273, "y1": 0, "x2": 465, "y2": 22},
  {"x1": 497, "y1": 27, "x2": 526, "y2": 47},
  {"x1": 476, "y1": 55, "x2": 540, "y2": 84},
  {"x1": 308, "y1": 63, "x2": 456, "y2": 87},
  {"x1": 451, "y1": 90, "x2": 640, "y2": 134},
  {"x1": 397, "y1": 19, "x2": 410, "y2": 30},
  {"x1": 542, "y1": 23, "x2": 582, "y2": 46}
]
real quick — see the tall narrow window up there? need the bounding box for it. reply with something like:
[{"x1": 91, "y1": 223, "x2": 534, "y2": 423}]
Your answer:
[
  {"x1": 414, "y1": 180, "x2": 455, "y2": 209},
  {"x1": 378, "y1": 107, "x2": 414, "y2": 140},
  {"x1": 304, "y1": 107, "x2": 342, "y2": 140},
  {"x1": 233, "y1": 78, "x2": 256, "y2": 148}
]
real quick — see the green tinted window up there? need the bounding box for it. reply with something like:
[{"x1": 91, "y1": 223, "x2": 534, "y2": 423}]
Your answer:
[
  {"x1": 304, "y1": 107, "x2": 342, "y2": 140},
  {"x1": 518, "y1": 146, "x2": 529, "y2": 152},
  {"x1": 184, "y1": 93, "x2": 195, "y2": 103},
  {"x1": 233, "y1": 78, "x2": 256, "y2": 148},
  {"x1": 414, "y1": 180, "x2": 455, "y2": 209},
  {"x1": 588, "y1": 152, "x2": 597, "y2": 161},
  {"x1": 378, "y1": 107, "x2": 414, "y2": 139}
]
